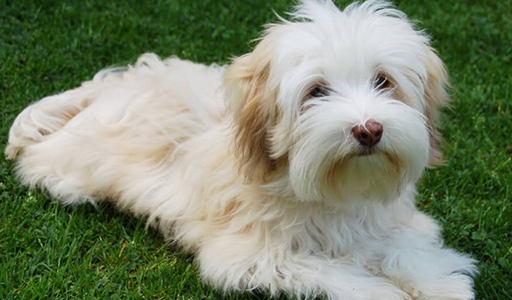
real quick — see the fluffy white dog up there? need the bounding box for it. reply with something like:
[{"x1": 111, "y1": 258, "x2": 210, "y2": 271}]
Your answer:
[{"x1": 5, "y1": 1, "x2": 477, "y2": 299}]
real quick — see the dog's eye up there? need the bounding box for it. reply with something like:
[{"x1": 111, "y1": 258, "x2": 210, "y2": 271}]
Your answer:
[
  {"x1": 308, "y1": 85, "x2": 329, "y2": 98},
  {"x1": 374, "y1": 75, "x2": 390, "y2": 90}
]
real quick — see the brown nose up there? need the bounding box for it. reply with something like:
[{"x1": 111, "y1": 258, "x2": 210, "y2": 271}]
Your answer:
[{"x1": 352, "y1": 120, "x2": 383, "y2": 147}]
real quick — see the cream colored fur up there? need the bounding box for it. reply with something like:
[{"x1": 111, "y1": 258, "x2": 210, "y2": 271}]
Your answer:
[{"x1": 5, "y1": 1, "x2": 476, "y2": 299}]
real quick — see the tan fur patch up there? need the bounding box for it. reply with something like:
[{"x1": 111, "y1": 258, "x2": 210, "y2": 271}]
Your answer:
[
  {"x1": 423, "y1": 47, "x2": 451, "y2": 166},
  {"x1": 384, "y1": 152, "x2": 402, "y2": 175},
  {"x1": 224, "y1": 38, "x2": 280, "y2": 182}
]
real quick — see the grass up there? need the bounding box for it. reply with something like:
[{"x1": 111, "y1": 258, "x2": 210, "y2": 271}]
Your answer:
[{"x1": 0, "y1": 0, "x2": 511, "y2": 299}]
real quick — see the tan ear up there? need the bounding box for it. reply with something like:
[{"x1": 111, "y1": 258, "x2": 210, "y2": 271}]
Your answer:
[
  {"x1": 224, "y1": 39, "x2": 278, "y2": 181},
  {"x1": 424, "y1": 47, "x2": 451, "y2": 166}
]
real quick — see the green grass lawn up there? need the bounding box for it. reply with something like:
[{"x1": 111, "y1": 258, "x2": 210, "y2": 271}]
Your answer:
[{"x1": 1, "y1": 0, "x2": 511, "y2": 299}]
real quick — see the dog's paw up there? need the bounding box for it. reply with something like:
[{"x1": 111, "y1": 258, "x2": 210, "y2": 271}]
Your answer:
[
  {"x1": 336, "y1": 282, "x2": 412, "y2": 300},
  {"x1": 356, "y1": 287, "x2": 412, "y2": 300},
  {"x1": 401, "y1": 273, "x2": 475, "y2": 300}
]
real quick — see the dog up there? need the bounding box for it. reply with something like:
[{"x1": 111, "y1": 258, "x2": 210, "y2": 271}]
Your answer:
[{"x1": 5, "y1": 1, "x2": 477, "y2": 299}]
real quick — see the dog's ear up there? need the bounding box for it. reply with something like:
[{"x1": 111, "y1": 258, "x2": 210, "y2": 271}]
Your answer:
[
  {"x1": 224, "y1": 38, "x2": 278, "y2": 182},
  {"x1": 423, "y1": 47, "x2": 451, "y2": 166}
]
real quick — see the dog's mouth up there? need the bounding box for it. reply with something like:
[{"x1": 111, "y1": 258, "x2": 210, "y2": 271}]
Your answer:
[
  {"x1": 352, "y1": 148, "x2": 402, "y2": 174},
  {"x1": 355, "y1": 147, "x2": 377, "y2": 157}
]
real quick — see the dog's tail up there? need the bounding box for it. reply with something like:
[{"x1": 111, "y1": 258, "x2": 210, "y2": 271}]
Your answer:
[{"x1": 5, "y1": 88, "x2": 94, "y2": 160}]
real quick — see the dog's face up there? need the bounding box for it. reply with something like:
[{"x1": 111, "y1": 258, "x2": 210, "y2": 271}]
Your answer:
[{"x1": 225, "y1": 0, "x2": 449, "y2": 202}]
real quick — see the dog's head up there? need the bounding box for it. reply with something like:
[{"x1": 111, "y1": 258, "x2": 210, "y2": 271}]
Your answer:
[{"x1": 225, "y1": 0, "x2": 450, "y2": 202}]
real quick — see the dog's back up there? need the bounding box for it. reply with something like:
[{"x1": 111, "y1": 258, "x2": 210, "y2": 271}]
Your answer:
[{"x1": 5, "y1": 54, "x2": 227, "y2": 207}]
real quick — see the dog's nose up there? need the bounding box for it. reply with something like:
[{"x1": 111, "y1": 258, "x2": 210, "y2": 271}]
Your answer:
[{"x1": 352, "y1": 120, "x2": 383, "y2": 147}]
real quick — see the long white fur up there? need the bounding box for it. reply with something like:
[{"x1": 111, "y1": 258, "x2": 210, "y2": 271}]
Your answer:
[{"x1": 5, "y1": 1, "x2": 477, "y2": 299}]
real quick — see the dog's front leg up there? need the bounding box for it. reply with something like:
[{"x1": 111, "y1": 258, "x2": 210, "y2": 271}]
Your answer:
[
  {"x1": 196, "y1": 236, "x2": 411, "y2": 300},
  {"x1": 378, "y1": 216, "x2": 478, "y2": 300}
]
